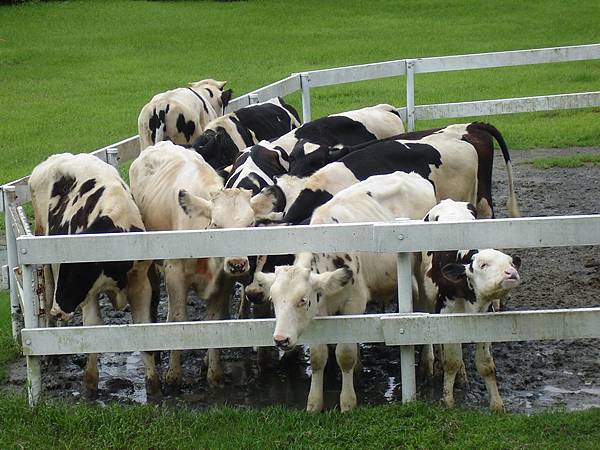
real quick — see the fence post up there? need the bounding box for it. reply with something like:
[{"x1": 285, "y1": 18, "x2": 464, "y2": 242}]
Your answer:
[
  {"x1": 405, "y1": 59, "x2": 416, "y2": 131},
  {"x1": 396, "y1": 249, "x2": 416, "y2": 403},
  {"x1": 3, "y1": 186, "x2": 22, "y2": 344},
  {"x1": 106, "y1": 147, "x2": 119, "y2": 168},
  {"x1": 21, "y1": 263, "x2": 42, "y2": 406},
  {"x1": 300, "y1": 73, "x2": 312, "y2": 123}
]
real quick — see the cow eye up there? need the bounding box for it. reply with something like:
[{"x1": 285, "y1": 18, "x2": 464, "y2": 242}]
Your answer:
[
  {"x1": 297, "y1": 298, "x2": 307, "y2": 307},
  {"x1": 480, "y1": 263, "x2": 488, "y2": 269}
]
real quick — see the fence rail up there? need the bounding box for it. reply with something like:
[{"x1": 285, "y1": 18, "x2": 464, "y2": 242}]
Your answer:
[{"x1": 2, "y1": 43, "x2": 600, "y2": 407}]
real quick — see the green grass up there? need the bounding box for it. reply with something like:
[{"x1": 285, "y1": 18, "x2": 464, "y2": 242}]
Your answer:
[
  {"x1": 532, "y1": 153, "x2": 600, "y2": 169},
  {"x1": 1, "y1": 0, "x2": 600, "y2": 187},
  {"x1": 0, "y1": 395, "x2": 598, "y2": 449},
  {"x1": 0, "y1": 291, "x2": 20, "y2": 383}
]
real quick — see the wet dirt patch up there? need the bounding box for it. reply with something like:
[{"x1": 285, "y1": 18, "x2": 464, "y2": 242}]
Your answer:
[{"x1": 3, "y1": 147, "x2": 600, "y2": 412}]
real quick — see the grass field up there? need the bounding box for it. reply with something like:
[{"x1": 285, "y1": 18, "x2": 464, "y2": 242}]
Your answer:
[
  {"x1": 1, "y1": 0, "x2": 600, "y2": 186},
  {"x1": 0, "y1": 393, "x2": 599, "y2": 449},
  {"x1": 531, "y1": 152, "x2": 600, "y2": 169}
]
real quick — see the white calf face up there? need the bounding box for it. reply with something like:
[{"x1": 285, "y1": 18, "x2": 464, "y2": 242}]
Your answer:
[
  {"x1": 268, "y1": 265, "x2": 352, "y2": 350},
  {"x1": 442, "y1": 249, "x2": 521, "y2": 302}
]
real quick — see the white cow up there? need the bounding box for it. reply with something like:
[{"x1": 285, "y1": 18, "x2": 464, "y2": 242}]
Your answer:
[
  {"x1": 254, "y1": 172, "x2": 437, "y2": 412},
  {"x1": 138, "y1": 79, "x2": 232, "y2": 150},
  {"x1": 29, "y1": 153, "x2": 159, "y2": 396},
  {"x1": 129, "y1": 142, "x2": 231, "y2": 388}
]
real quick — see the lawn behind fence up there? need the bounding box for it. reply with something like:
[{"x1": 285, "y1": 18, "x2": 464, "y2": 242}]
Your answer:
[{"x1": 1, "y1": 0, "x2": 600, "y2": 186}]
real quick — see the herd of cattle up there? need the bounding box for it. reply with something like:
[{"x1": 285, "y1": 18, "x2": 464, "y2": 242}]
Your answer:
[{"x1": 29, "y1": 78, "x2": 523, "y2": 413}]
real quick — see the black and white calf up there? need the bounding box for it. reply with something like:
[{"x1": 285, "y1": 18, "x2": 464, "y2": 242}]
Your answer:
[
  {"x1": 253, "y1": 172, "x2": 437, "y2": 412},
  {"x1": 421, "y1": 199, "x2": 522, "y2": 412},
  {"x1": 138, "y1": 79, "x2": 233, "y2": 150},
  {"x1": 190, "y1": 97, "x2": 301, "y2": 170},
  {"x1": 28, "y1": 153, "x2": 159, "y2": 396},
  {"x1": 275, "y1": 122, "x2": 520, "y2": 225}
]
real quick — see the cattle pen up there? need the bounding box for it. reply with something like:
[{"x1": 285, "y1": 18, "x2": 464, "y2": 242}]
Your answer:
[{"x1": 1, "y1": 43, "x2": 600, "y2": 407}]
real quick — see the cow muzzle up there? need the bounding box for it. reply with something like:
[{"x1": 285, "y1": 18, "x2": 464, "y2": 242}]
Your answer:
[
  {"x1": 225, "y1": 257, "x2": 249, "y2": 275},
  {"x1": 501, "y1": 268, "x2": 521, "y2": 289},
  {"x1": 273, "y1": 335, "x2": 292, "y2": 351},
  {"x1": 50, "y1": 304, "x2": 74, "y2": 321}
]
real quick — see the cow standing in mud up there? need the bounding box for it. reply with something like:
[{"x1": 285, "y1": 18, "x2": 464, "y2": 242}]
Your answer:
[{"x1": 28, "y1": 153, "x2": 160, "y2": 397}]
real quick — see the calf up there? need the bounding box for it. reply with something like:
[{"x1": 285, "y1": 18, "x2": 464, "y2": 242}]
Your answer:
[
  {"x1": 129, "y1": 142, "x2": 232, "y2": 388},
  {"x1": 28, "y1": 153, "x2": 159, "y2": 396},
  {"x1": 191, "y1": 97, "x2": 301, "y2": 170},
  {"x1": 138, "y1": 79, "x2": 232, "y2": 150},
  {"x1": 277, "y1": 123, "x2": 520, "y2": 225},
  {"x1": 421, "y1": 199, "x2": 522, "y2": 412},
  {"x1": 254, "y1": 172, "x2": 437, "y2": 412}
]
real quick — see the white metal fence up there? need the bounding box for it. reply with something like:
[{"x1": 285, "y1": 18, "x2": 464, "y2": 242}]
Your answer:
[{"x1": 2, "y1": 43, "x2": 600, "y2": 407}]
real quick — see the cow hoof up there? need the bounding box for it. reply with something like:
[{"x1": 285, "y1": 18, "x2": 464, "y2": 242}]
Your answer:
[
  {"x1": 340, "y1": 397, "x2": 357, "y2": 413},
  {"x1": 490, "y1": 400, "x2": 505, "y2": 414},
  {"x1": 163, "y1": 371, "x2": 182, "y2": 395},
  {"x1": 145, "y1": 375, "x2": 161, "y2": 397},
  {"x1": 207, "y1": 367, "x2": 225, "y2": 388},
  {"x1": 306, "y1": 399, "x2": 324, "y2": 413}
]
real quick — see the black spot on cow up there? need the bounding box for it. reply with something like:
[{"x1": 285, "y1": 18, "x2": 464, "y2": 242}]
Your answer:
[
  {"x1": 225, "y1": 144, "x2": 288, "y2": 191},
  {"x1": 332, "y1": 256, "x2": 347, "y2": 269},
  {"x1": 54, "y1": 215, "x2": 133, "y2": 314},
  {"x1": 230, "y1": 116, "x2": 256, "y2": 148},
  {"x1": 235, "y1": 98, "x2": 300, "y2": 142},
  {"x1": 187, "y1": 87, "x2": 209, "y2": 114},
  {"x1": 283, "y1": 188, "x2": 333, "y2": 225},
  {"x1": 205, "y1": 88, "x2": 214, "y2": 98},
  {"x1": 366, "y1": 191, "x2": 373, "y2": 198},
  {"x1": 192, "y1": 128, "x2": 239, "y2": 169},
  {"x1": 331, "y1": 217, "x2": 339, "y2": 223},
  {"x1": 430, "y1": 250, "x2": 478, "y2": 313},
  {"x1": 79, "y1": 179, "x2": 96, "y2": 196},
  {"x1": 69, "y1": 187, "x2": 105, "y2": 234},
  {"x1": 294, "y1": 115, "x2": 377, "y2": 147},
  {"x1": 176, "y1": 113, "x2": 196, "y2": 142},
  {"x1": 48, "y1": 176, "x2": 77, "y2": 235},
  {"x1": 260, "y1": 184, "x2": 287, "y2": 213},
  {"x1": 344, "y1": 254, "x2": 352, "y2": 262},
  {"x1": 51, "y1": 175, "x2": 76, "y2": 198},
  {"x1": 148, "y1": 108, "x2": 161, "y2": 143}
]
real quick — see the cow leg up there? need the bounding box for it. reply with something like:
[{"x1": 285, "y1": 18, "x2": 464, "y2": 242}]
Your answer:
[
  {"x1": 253, "y1": 301, "x2": 275, "y2": 372},
  {"x1": 475, "y1": 342, "x2": 504, "y2": 412},
  {"x1": 204, "y1": 273, "x2": 232, "y2": 388},
  {"x1": 336, "y1": 343, "x2": 358, "y2": 412},
  {"x1": 82, "y1": 299, "x2": 103, "y2": 397},
  {"x1": 442, "y1": 343, "x2": 463, "y2": 408},
  {"x1": 418, "y1": 344, "x2": 435, "y2": 379},
  {"x1": 307, "y1": 343, "x2": 328, "y2": 412},
  {"x1": 127, "y1": 262, "x2": 161, "y2": 396},
  {"x1": 164, "y1": 260, "x2": 189, "y2": 390}
]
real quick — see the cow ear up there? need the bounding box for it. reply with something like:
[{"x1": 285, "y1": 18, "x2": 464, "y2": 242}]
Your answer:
[
  {"x1": 250, "y1": 191, "x2": 275, "y2": 216},
  {"x1": 178, "y1": 189, "x2": 212, "y2": 218},
  {"x1": 467, "y1": 203, "x2": 478, "y2": 219},
  {"x1": 310, "y1": 267, "x2": 353, "y2": 295},
  {"x1": 221, "y1": 89, "x2": 233, "y2": 108},
  {"x1": 441, "y1": 264, "x2": 467, "y2": 283},
  {"x1": 512, "y1": 255, "x2": 522, "y2": 270},
  {"x1": 253, "y1": 271, "x2": 276, "y2": 296},
  {"x1": 215, "y1": 80, "x2": 228, "y2": 90}
]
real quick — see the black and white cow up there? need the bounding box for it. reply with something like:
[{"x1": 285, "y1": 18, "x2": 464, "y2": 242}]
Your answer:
[
  {"x1": 28, "y1": 153, "x2": 159, "y2": 396},
  {"x1": 275, "y1": 122, "x2": 520, "y2": 225},
  {"x1": 252, "y1": 172, "x2": 437, "y2": 412},
  {"x1": 190, "y1": 97, "x2": 301, "y2": 170},
  {"x1": 420, "y1": 199, "x2": 522, "y2": 412},
  {"x1": 138, "y1": 79, "x2": 233, "y2": 150},
  {"x1": 129, "y1": 141, "x2": 232, "y2": 388}
]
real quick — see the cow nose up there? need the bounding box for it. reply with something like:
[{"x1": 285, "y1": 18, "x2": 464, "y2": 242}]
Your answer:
[
  {"x1": 227, "y1": 259, "x2": 248, "y2": 274},
  {"x1": 273, "y1": 335, "x2": 290, "y2": 350},
  {"x1": 505, "y1": 269, "x2": 520, "y2": 281}
]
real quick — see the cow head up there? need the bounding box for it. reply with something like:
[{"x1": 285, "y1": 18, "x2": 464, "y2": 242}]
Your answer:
[
  {"x1": 50, "y1": 216, "x2": 134, "y2": 320},
  {"x1": 178, "y1": 187, "x2": 275, "y2": 276},
  {"x1": 424, "y1": 199, "x2": 478, "y2": 222},
  {"x1": 289, "y1": 141, "x2": 349, "y2": 178},
  {"x1": 441, "y1": 249, "x2": 522, "y2": 304},
  {"x1": 192, "y1": 127, "x2": 239, "y2": 169},
  {"x1": 263, "y1": 264, "x2": 353, "y2": 350},
  {"x1": 189, "y1": 79, "x2": 232, "y2": 114}
]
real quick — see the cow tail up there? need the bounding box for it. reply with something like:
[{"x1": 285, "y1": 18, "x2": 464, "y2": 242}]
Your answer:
[{"x1": 475, "y1": 122, "x2": 521, "y2": 218}]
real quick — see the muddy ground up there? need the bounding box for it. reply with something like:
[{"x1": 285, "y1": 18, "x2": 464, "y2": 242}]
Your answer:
[{"x1": 3, "y1": 147, "x2": 600, "y2": 412}]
